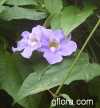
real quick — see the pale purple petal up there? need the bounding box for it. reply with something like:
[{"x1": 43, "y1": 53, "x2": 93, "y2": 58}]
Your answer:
[
  {"x1": 30, "y1": 42, "x2": 41, "y2": 51},
  {"x1": 12, "y1": 25, "x2": 44, "y2": 58},
  {"x1": 32, "y1": 25, "x2": 44, "y2": 40},
  {"x1": 42, "y1": 29, "x2": 64, "y2": 40},
  {"x1": 32, "y1": 25, "x2": 45, "y2": 32},
  {"x1": 12, "y1": 39, "x2": 27, "y2": 52},
  {"x1": 12, "y1": 47, "x2": 19, "y2": 53},
  {"x1": 43, "y1": 51, "x2": 63, "y2": 64},
  {"x1": 40, "y1": 36, "x2": 49, "y2": 48},
  {"x1": 53, "y1": 30, "x2": 64, "y2": 41},
  {"x1": 17, "y1": 39, "x2": 27, "y2": 48},
  {"x1": 42, "y1": 28, "x2": 52, "y2": 37},
  {"x1": 38, "y1": 47, "x2": 49, "y2": 52},
  {"x1": 58, "y1": 40, "x2": 77, "y2": 56},
  {"x1": 21, "y1": 31, "x2": 30, "y2": 39},
  {"x1": 21, "y1": 46, "x2": 33, "y2": 58}
]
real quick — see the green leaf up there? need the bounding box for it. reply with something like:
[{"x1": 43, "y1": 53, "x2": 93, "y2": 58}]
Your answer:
[
  {"x1": 19, "y1": 94, "x2": 42, "y2": 108},
  {"x1": 89, "y1": 77, "x2": 100, "y2": 99},
  {"x1": 0, "y1": 51, "x2": 41, "y2": 108},
  {"x1": 17, "y1": 53, "x2": 100, "y2": 101},
  {"x1": 95, "y1": 102, "x2": 100, "y2": 108},
  {"x1": 0, "y1": 6, "x2": 47, "y2": 21},
  {"x1": 51, "y1": 3, "x2": 94, "y2": 34},
  {"x1": 44, "y1": 0, "x2": 63, "y2": 14},
  {"x1": 0, "y1": 6, "x2": 5, "y2": 13},
  {"x1": 89, "y1": 77, "x2": 100, "y2": 108},
  {"x1": 5, "y1": 0, "x2": 38, "y2": 6}
]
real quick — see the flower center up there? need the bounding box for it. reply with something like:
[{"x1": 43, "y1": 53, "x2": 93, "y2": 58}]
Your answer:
[
  {"x1": 28, "y1": 34, "x2": 38, "y2": 46},
  {"x1": 49, "y1": 40, "x2": 59, "y2": 52},
  {"x1": 30, "y1": 37, "x2": 37, "y2": 43}
]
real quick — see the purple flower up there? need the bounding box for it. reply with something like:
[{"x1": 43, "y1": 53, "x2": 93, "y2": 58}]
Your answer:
[
  {"x1": 12, "y1": 25, "x2": 44, "y2": 58},
  {"x1": 12, "y1": 25, "x2": 77, "y2": 64},
  {"x1": 39, "y1": 29, "x2": 77, "y2": 64}
]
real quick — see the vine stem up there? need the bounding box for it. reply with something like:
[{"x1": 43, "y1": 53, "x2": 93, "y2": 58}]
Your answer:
[
  {"x1": 49, "y1": 18, "x2": 100, "y2": 108},
  {"x1": 43, "y1": 15, "x2": 53, "y2": 27}
]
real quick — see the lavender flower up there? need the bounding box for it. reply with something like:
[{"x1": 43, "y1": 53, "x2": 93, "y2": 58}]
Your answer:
[
  {"x1": 12, "y1": 25, "x2": 44, "y2": 58},
  {"x1": 40, "y1": 29, "x2": 77, "y2": 64},
  {"x1": 12, "y1": 25, "x2": 77, "y2": 64}
]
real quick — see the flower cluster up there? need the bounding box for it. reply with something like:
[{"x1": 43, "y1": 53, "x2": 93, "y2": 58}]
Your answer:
[{"x1": 12, "y1": 25, "x2": 77, "y2": 64}]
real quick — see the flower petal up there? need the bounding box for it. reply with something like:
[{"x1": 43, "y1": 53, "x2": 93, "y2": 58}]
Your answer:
[
  {"x1": 31, "y1": 42, "x2": 41, "y2": 51},
  {"x1": 44, "y1": 29, "x2": 64, "y2": 42},
  {"x1": 32, "y1": 25, "x2": 44, "y2": 40},
  {"x1": 43, "y1": 51, "x2": 63, "y2": 64},
  {"x1": 12, "y1": 39, "x2": 27, "y2": 52},
  {"x1": 38, "y1": 46, "x2": 49, "y2": 52},
  {"x1": 21, "y1": 31, "x2": 30, "y2": 39},
  {"x1": 12, "y1": 47, "x2": 19, "y2": 53},
  {"x1": 53, "y1": 30, "x2": 64, "y2": 41},
  {"x1": 21, "y1": 47, "x2": 33, "y2": 58},
  {"x1": 58, "y1": 40, "x2": 77, "y2": 56}
]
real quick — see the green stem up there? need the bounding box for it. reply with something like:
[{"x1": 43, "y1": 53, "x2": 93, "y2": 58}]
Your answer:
[
  {"x1": 56, "y1": 18, "x2": 100, "y2": 95},
  {"x1": 49, "y1": 18, "x2": 100, "y2": 108},
  {"x1": 43, "y1": 15, "x2": 53, "y2": 27}
]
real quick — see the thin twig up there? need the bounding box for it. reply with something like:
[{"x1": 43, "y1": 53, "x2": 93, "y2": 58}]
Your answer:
[
  {"x1": 48, "y1": 90, "x2": 57, "y2": 98},
  {"x1": 43, "y1": 15, "x2": 53, "y2": 27}
]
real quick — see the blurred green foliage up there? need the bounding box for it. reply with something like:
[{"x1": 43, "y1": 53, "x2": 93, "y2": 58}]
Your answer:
[{"x1": 0, "y1": 0, "x2": 100, "y2": 108}]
